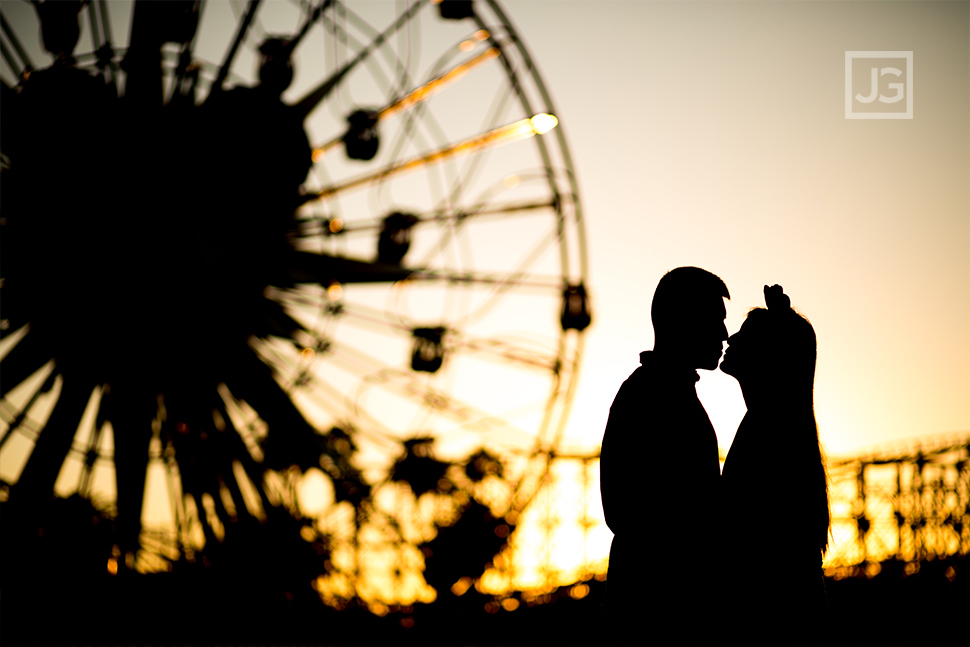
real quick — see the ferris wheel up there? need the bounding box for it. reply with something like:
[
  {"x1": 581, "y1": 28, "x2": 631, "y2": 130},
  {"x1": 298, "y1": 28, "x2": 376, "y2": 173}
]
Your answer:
[{"x1": 0, "y1": 0, "x2": 590, "y2": 601}]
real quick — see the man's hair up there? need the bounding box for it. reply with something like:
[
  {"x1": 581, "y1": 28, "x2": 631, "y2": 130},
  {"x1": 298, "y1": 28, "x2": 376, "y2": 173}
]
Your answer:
[{"x1": 651, "y1": 266, "x2": 729, "y2": 333}]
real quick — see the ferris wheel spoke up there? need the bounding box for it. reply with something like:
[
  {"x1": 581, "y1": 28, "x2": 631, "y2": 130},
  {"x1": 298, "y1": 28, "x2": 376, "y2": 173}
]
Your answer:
[
  {"x1": 404, "y1": 266, "x2": 563, "y2": 292},
  {"x1": 294, "y1": 0, "x2": 429, "y2": 120},
  {"x1": 210, "y1": 447, "x2": 251, "y2": 525},
  {"x1": 0, "y1": 11, "x2": 32, "y2": 79},
  {"x1": 288, "y1": 249, "x2": 413, "y2": 285},
  {"x1": 102, "y1": 382, "x2": 159, "y2": 555},
  {"x1": 76, "y1": 402, "x2": 107, "y2": 498},
  {"x1": 0, "y1": 332, "x2": 54, "y2": 400},
  {"x1": 264, "y1": 285, "x2": 333, "y2": 319},
  {"x1": 437, "y1": 66, "x2": 520, "y2": 214},
  {"x1": 166, "y1": 454, "x2": 224, "y2": 546},
  {"x1": 450, "y1": 227, "x2": 563, "y2": 327},
  {"x1": 272, "y1": 291, "x2": 412, "y2": 337},
  {"x1": 322, "y1": 342, "x2": 461, "y2": 425},
  {"x1": 0, "y1": 280, "x2": 29, "y2": 342},
  {"x1": 310, "y1": 347, "x2": 446, "y2": 433},
  {"x1": 288, "y1": 366, "x2": 402, "y2": 452},
  {"x1": 382, "y1": 45, "x2": 501, "y2": 122},
  {"x1": 507, "y1": 345, "x2": 586, "y2": 515},
  {"x1": 0, "y1": 368, "x2": 57, "y2": 454},
  {"x1": 531, "y1": 334, "x2": 584, "y2": 458},
  {"x1": 310, "y1": 44, "x2": 501, "y2": 160},
  {"x1": 282, "y1": 250, "x2": 565, "y2": 313},
  {"x1": 454, "y1": 337, "x2": 560, "y2": 373},
  {"x1": 323, "y1": 339, "x2": 397, "y2": 381},
  {"x1": 305, "y1": 113, "x2": 557, "y2": 201},
  {"x1": 85, "y1": 2, "x2": 103, "y2": 62},
  {"x1": 252, "y1": 337, "x2": 307, "y2": 385},
  {"x1": 310, "y1": 4, "x2": 403, "y2": 111},
  {"x1": 210, "y1": 0, "x2": 262, "y2": 96},
  {"x1": 473, "y1": 10, "x2": 568, "y2": 248},
  {"x1": 216, "y1": 402, "x2": 274, "y2": 519},
  {"x1": 251, "y1": 298, "x2": 305, "y2": 341},
  {"x1": 254, "y1": 341, "x2": 358, "y2": 425},
  {"x1": 372, "y1": 4, "x2": 421, "y2": 100},
  {"x1": 300, "y1": 198, "x2": 556, "y2": 238},
  {"x1": 12, "y1": 374, "x2": 92, "y2": 503},
  {"x1": 94, "y1": 0, "x2": 116, "y2": 66},
  {"x1": 287, "y1": 0, "x2": 334, "y2": 53},
  {"x1": 1, "y1": 39, "x2": 20, "y2": 82},
  {"x1": 330, "y1": 302, "x2": 412, "y2": 334},
  {"x1": 226, "y1": 347, "x2": 321, "y2": 471},
  {"x1": 168, "y1": 7, "x2": 204, "y2": 106},
  {"x1": 383, "y1": 222, "x2": 563, "y2": 333},
  {"x1": 347, "y1": 361, "x2": 539, "y2": 451},
  {"x1": 253, "y1": 341, "x2": 362, "y2": 436},
  {"x1": 63, "y1": 1, "x2": 119, "y2": 86},
  {"x1": 204, "y1": 401, "x2": 258, "y2": 502}
]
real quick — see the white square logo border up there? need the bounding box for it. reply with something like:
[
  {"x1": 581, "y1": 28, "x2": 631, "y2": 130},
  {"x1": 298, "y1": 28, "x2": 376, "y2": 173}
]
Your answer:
[{"x1": 845, "y1": 51, "x2": 914, "y2": 119}]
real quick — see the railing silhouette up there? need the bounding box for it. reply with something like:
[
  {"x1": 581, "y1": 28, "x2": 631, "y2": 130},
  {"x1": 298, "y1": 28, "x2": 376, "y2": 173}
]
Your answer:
[
  {"x1": 824, "y1": 432, "x2": 970, "y2": 575},
  {"x1": 506, "y1": 432, "x2": 970, "y2": 594}
]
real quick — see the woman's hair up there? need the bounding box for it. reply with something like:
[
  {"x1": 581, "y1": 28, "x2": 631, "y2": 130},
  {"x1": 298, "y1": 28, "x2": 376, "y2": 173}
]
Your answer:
[{"x1": 746, "y1": 300, "x2": 830, "y2": 556}]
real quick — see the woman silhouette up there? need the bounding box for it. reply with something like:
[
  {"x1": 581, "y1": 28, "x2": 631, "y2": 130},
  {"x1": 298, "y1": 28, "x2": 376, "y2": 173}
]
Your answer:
[{"x1": 718, "y1": 285, "x2": 830, "y2": 644}]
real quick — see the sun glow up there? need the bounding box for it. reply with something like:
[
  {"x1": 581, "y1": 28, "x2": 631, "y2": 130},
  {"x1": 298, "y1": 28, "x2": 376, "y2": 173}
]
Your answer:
[
  {"x1": 297, "y1": 468, "x2": 333, "y2": 516},
  {"x1": 529, "y1": 113, "x2": 558, "y2": 136}
]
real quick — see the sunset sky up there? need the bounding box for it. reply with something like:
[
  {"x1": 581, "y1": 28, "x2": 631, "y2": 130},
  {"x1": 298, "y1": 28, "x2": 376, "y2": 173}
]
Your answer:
[
  {"x1": 4, "y1": 0, "x2": 966, "y2": 460},
  {"x1": 504, "y1": 1, "x2": 969, "y2": 459}
]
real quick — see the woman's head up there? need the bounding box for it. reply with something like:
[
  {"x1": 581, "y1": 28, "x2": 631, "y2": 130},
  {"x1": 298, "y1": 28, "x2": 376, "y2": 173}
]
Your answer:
[
  {"x1": 722, "y1": 286, "x2": 829, "y2": 554},
  {"x1": 720, "y1": 285, "x2": 817, "y2": 402}
]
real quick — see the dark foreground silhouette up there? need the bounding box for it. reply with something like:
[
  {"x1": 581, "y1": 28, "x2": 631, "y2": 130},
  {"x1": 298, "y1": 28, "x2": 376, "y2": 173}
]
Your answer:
[
  {"x1": 600, "y1": 267, "x2": 729, "y2": 645},
  {"x1": 2, "y1": 495, "x2": 966, "y2": 646},
  {"x1": 719, "y1": 285, "x2": 831, "y2": 644},
  {"x1": 3, "y1": 0, "x2": 324, "y2": 567}
]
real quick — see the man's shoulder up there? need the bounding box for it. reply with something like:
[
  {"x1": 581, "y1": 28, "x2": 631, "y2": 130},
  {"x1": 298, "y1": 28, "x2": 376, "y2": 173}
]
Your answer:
[
  {"x1": 620, "y1": 358, "x2": 666, "y2": 388},
  {"x1": 609, "y1": 352, "x2": 701, "y2": 416},
  {"x1": 610, "y1": 364, "x2": 662, "y2": 409}
]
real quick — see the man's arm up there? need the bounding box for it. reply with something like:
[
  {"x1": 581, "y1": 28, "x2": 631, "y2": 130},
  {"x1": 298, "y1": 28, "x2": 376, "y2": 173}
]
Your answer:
[{"x1": 600, "y1": 378, "x2": 641, "y2": 536}]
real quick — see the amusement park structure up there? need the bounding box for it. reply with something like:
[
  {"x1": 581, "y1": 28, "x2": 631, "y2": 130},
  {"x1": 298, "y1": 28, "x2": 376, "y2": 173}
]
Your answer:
[
  {"x1": 502, "y1": 430, "x2": 970, "y2": 596},
  {"x1": 825, "y1": 432, "x2": 970, "y2": 571}
]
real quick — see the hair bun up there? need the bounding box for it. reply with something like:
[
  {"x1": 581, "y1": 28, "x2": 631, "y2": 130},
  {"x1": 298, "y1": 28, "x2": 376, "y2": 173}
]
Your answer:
[{"x1": 764, "y1": 284, "x2": 791, "y2": 310}]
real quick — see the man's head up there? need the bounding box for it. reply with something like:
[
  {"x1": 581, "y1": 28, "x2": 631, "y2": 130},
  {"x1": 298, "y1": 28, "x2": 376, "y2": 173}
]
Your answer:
[{"x1": 651, "y1": 267, "x2": 729, "y2": 370}]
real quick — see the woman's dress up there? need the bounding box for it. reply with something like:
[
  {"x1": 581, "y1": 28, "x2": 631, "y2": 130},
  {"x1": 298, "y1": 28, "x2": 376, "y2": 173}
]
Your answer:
[{"x1": 720, "y1": 409, "x2": 828, "y2": 644}]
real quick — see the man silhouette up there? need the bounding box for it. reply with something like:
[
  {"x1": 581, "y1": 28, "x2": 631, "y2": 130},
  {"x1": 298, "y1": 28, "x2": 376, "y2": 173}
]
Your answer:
[{"x1": 600, "y1": 267, "x2": 729, "y2": 645}]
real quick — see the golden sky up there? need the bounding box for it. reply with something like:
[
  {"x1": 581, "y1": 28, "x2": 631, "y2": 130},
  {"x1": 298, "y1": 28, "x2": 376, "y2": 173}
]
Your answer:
[
  {"x1": 4, "y1": 0, "x2": 964, "y2": 465},
  {"x1": 507, "y1": 1, "x2": 970, "y2": 458}
]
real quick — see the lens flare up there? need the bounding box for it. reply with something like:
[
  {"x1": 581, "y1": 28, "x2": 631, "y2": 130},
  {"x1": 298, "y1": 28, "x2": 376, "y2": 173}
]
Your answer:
[{"x1": 530, "y1": 113, "x2": 558, "y2": 135}]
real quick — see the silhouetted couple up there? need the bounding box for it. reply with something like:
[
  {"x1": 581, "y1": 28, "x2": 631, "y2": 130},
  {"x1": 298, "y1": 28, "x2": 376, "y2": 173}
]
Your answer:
[{"x1": 600, "y1": 267, "x2": 830, "y2": 645}]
